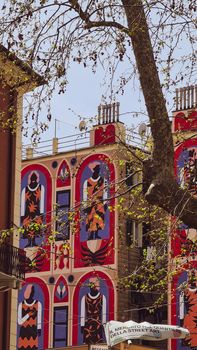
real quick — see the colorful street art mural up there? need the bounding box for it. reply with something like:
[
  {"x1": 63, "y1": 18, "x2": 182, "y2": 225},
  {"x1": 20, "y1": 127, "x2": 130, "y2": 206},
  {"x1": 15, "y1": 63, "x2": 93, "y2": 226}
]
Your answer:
[
  {"x1": 74, "y1": 154, "x2": 115, "y2": 268},
  {"x1": 21, "y1": 170, "x2": 45, "y2": 247},
  {"x1": 17, "y1": 277, "x2": 49, "y2": 350},
  {"x1": 54, "y1": 242, "x2": 70, "y2": 270},
  {"x1": 171, "y1": 109, "x2": 197, "y2": 350},
  {"x1": 20, "y1": 164, "x2": 52, "y2": 272},
  {"x1": 72, "y1": 271, "x2": 114, "y2": 345},
  {"x1": 56, "y1": 160, "x2": 70, "y2": 188},
  {"x1": 95, "y1": 124, "x2": 116, "y2": 145},
  {"x1": 173, "y1": 140, "x2": 197, "y2": 253},
  {"x1": 175, "y1": 141, "x2": 197, "y2": 197},
  {"x1": 18, "y1": 147, "x2": 116, "y2": 348},
  {"x1": 54, "y1": 276, "x2": 68, "y2": 303},
  {"x1": 173, "y1": 111, "x2": 197, "y2": 133},
  {"x1": 171, "y1": 263, "x2": 197, "y2": 350}
]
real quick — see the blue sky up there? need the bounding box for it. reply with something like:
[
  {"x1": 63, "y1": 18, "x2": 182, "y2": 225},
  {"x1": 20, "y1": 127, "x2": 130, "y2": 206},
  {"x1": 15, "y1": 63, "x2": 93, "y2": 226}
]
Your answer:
[
  {"x1": 0, "y1": 1, "x2": 194, "y2": 144},
  {"x1": 23, "y1": 57, "x2": 148, "y2": 143}
]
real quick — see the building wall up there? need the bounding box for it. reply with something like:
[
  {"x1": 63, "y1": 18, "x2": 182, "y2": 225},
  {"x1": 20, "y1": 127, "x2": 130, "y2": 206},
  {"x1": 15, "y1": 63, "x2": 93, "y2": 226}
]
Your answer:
[
  {"x1": 0, "y1": 82, "x2": 13, "y2": 230},
  {"x1": 18, "y1": 114, "x2": 170, "y2": 349},
  {"x1": 0, "y1": 83, "x2": 23, "y2": 350},
  {"x1": 170, "y1": 107, "x2": 197, "y2": 350}
]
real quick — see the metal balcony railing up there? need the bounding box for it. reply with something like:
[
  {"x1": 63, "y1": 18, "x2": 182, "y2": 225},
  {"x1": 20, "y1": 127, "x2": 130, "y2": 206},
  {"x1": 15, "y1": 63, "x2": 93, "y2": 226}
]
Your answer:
[
  {"x1": 22, "y1": 131, "x2": 90, "y2": 159},
  {"x1": 0, "y1": 244, "x2": 26, "y2": 280},
  {"x1": 22, "y1": 129, "x2": 147, "y2": 160}
]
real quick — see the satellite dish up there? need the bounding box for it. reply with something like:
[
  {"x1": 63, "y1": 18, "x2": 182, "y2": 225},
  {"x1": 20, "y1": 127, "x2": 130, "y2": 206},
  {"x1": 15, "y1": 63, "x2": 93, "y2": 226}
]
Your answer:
[
  {"x1": 79, "y1": 120, "x2": 87, "y2": 131},
  {"x1": 138, "y1": 123, "x2": 147, "y2": 137}
]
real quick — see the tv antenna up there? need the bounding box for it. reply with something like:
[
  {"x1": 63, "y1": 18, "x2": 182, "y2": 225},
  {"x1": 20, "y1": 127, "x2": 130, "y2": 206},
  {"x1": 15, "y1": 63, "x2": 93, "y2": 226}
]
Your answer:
[
  {"x1": 138, "y1": 123, "x2": 147, "y2": 138},
  {"x1": 79, "y1": 120, "x2": 87, "y2": 132}
]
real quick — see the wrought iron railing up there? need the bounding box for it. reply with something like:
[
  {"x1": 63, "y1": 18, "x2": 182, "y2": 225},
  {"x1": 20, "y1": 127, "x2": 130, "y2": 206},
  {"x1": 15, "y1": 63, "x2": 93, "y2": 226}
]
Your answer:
[{"x1": 0, "y1": 244, "x2": 26, "y2": 280}]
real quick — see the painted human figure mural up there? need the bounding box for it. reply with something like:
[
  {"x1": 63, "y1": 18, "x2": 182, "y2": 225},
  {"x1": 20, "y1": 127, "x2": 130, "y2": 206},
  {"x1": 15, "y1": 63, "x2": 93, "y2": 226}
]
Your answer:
[
  {"x1": 21, "y1": 171, "x2": 45, "y2": 247},
  {"x1": 80, "y1": 277, "x2": 106, "y2": 344},
  {"x1": 178, "y1": 269, "x2": 197, "y2": 349},
  {"x1": 83, "y1": 162, "x2": 108, "y2": 240},
  {"x1": 18, "y1": 284, "x2": 42, "y2": 350},
  {"x1": 72, "y1": 271, "x2": 114, "y2": 346},
  {"x1": 20, "y1": 165, "x2": 51, "y2": 272},
  {"x1": 177, "y1": 145, "x2": 197, "y2": 245},
  {"x1": 75, "y1": 156, "x2": 115, "y2": 268},
  {"x1": 179, "y1": 147, "x2": 197, "y2": 196}
]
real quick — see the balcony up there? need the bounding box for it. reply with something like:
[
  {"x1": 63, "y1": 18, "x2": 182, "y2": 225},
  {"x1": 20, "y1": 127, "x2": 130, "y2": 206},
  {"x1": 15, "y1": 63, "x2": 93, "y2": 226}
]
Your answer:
[{"x1": 0, "y1": 243, "x2": 26, "y2": 289}]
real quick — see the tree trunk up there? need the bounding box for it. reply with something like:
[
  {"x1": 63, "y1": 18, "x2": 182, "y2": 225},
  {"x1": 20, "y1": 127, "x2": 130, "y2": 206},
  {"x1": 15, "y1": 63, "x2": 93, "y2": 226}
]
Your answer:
[{"x1": 122, "y1": 0, "x2": 197, "y2": 228}]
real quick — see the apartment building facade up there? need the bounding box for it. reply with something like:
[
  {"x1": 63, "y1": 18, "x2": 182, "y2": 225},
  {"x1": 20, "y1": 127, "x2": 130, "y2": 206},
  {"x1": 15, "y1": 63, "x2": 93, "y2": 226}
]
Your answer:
[{"x1": 18, "y1": 104, "x2": 162, "y2": 350}]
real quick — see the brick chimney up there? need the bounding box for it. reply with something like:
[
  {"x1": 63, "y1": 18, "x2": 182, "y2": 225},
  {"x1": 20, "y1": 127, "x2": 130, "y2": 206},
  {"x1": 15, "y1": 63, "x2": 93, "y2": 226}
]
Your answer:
[
  {"x1": 175, "y1": 85, "x2": 197, "y2": 111},
  {"x1": 90, "y1": 102, "x2": 126, "y2": 147}
]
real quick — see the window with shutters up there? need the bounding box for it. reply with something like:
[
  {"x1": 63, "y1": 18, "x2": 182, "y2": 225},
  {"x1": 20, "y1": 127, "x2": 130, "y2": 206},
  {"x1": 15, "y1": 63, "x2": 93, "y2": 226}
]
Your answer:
[{"x1": 126, "y1": 220, "x2": 142, "y2": 247}]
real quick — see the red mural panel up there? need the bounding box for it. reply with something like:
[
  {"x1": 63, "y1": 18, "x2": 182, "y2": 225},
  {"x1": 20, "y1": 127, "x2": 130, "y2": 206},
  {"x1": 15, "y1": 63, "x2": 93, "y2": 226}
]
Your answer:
[
  {"x1": 54, "y1": 276, "x2": 68, "y2": 303},
  {"x1": 72, "y1": 271, "x2": 115, "y2": 345},
  {"x1": 56, "y1": 160, "x2": 71, "y2": 188},
  {"x1": 173, "y1": 110, "x2": 197, "y2": 132},
  {"x1": 74, "y1": 154, "x2": 115, "y2": 268},
  {"x1": 171, "y1": 225, "x2": 195, "y2": 258},
  {"x1": 95, "y1": 125, "x2": 116, "y2": 145},
  {"x1": 55, "y1": 242, "x2": 70, "y2": 270}
]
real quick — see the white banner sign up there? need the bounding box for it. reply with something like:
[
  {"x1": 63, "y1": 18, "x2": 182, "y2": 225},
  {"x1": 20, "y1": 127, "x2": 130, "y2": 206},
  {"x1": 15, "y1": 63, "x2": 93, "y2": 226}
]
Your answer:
[
  {"x1": 90, "y1": 345, "x2": 108, "y2": 350},
  {"x1": 104, "y1": 320, "x2": 189, "y2": 347}
]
